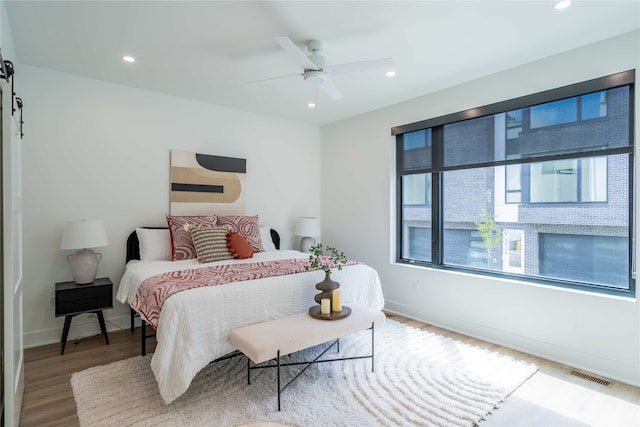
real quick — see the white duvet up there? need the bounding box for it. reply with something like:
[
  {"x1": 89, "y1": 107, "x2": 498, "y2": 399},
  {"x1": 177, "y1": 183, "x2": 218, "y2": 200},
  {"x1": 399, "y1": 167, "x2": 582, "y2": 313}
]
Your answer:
[{"x1": 116, "y1": 250, "x2": 385, "y2": 404}]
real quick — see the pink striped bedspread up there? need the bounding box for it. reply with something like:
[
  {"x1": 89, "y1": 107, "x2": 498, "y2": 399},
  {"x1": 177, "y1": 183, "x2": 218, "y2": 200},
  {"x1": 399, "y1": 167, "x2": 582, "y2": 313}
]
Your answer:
[{"x1": 132, "y1": 256, "x2": 357, "y2": 329}]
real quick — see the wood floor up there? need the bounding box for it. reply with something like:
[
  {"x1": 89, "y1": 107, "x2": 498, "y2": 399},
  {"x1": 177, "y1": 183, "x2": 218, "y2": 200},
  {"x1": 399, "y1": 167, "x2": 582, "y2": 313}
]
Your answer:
[{"x1": 19, "y1": 314, "x2": 640, "y2": 427}]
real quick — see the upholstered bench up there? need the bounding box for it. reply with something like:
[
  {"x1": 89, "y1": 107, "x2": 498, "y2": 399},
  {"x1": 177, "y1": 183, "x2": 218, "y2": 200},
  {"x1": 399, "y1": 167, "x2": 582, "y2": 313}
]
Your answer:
[{"x1": 229, "y1": 303, "x2": 385, "y2": 411}]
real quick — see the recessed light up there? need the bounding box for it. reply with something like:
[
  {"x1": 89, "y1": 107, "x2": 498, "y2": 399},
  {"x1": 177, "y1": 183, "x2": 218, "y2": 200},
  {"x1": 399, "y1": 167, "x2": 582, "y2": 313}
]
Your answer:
[
  {"x1": 386, "y1": 71, "x2": 396, "y2": 78},
  {"x1": 555, "y1": 0, "x2": 571, "y2": 10},
  {"x1": 122, "y1": 55, "x2": 136, "y2": 63},
  {"x1": 307, "y1": 102, "x2": 317, "y2": 109}
]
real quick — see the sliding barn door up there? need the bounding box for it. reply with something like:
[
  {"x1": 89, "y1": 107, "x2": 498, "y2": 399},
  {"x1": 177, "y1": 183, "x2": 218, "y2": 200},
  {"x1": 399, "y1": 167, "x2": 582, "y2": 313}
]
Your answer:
[{"x1": 1, "y1": 79, "x2": 24, "y2": 426}]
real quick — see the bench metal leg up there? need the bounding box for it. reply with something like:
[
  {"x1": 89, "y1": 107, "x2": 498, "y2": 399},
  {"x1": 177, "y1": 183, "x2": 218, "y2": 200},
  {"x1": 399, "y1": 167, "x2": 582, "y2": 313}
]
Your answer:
[
  {"x1": 245, "y1": 321, "x2": 378, "y2": 412},
  {"x1": 371, "y1": 322, "x2": 375, "y2": 372},
  {"x1": 277, "y1": 350, "x2": 281, "y2": 411}
]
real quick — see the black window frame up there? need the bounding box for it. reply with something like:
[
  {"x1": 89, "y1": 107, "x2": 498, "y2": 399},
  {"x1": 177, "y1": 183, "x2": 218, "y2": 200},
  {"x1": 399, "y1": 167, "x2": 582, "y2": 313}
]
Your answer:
[{"x1": 393, "y1": 70, "x2": 635, "y2": 296}]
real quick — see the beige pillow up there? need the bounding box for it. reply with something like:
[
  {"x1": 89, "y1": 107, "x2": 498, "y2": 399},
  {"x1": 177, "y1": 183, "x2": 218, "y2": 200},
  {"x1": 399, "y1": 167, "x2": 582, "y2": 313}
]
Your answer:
[{"x1": 189, "y1": 225, "x2": 233, "y2": 263}]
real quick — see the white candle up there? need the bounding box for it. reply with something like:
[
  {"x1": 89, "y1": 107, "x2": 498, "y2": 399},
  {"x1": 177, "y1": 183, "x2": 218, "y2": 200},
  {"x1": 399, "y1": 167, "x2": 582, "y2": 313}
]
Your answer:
[
  {"x1": 321, "y1": 298, "x2": 331, "y2": 315},
  {"x1": 332, "y1": 291, "x2": 342, "y2": 312}
]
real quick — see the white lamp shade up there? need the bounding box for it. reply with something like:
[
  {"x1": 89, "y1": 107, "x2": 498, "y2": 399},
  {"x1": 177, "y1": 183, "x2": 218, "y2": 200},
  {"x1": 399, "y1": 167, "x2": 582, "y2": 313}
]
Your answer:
[
  {"x1": 294, "y1": 217, "x2": 321, "y2": 237},
  {"x1": 60, "y1": 220, "x2": 108, "y2": 250}
]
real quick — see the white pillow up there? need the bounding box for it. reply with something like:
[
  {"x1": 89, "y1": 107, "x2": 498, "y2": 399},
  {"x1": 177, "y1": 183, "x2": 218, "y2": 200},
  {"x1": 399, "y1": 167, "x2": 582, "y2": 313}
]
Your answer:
[
  {"x1": 259, "y1": 226, "x2": 277, "y2": 251},
  {"x1": 136, "y1": 228, "x2": 172, "y2": 261}
]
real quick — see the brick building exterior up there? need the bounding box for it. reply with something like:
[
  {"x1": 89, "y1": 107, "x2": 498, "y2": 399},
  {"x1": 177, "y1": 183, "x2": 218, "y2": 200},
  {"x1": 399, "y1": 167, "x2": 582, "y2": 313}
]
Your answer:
[{"x1": 402, "y1": 86, "x2": 630, "y2": 288}]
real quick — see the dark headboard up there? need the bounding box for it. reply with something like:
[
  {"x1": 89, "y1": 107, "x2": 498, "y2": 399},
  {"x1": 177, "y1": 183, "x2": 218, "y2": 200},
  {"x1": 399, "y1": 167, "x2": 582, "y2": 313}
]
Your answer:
[{"x1": 126, "y1": 227, "x2": 281, "y2": 263}]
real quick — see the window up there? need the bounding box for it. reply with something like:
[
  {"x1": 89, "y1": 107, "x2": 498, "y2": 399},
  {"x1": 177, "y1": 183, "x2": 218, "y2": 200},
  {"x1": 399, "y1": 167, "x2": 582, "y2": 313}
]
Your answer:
[
  {"x1": 394, "y1": 71, "x2": 634, "y2": 295},
  {"x1": 401, "y1": 172, "x2": 432, "y2": 262},
  {"x1": 505, "y1": 164, "x2": 522, "y2": 203},
  {"x1": 403, "y1": 173, "x2": 431, "y2": 206},
  {"x1": 531, "y1": 98, "x2": 578, "y2": 128},
  {"x1": 528, "y1": 157, "x2": 607, "y2": 203},
  {"x1": 529, "y1": 91, "x2": 607, "y2": 129}
]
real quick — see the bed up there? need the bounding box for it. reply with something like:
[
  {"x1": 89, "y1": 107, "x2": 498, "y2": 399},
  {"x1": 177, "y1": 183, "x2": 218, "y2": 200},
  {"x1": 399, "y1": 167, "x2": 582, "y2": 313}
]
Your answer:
[{"x1": 116, "y1": 225, "x2": 385, "y2": 404}]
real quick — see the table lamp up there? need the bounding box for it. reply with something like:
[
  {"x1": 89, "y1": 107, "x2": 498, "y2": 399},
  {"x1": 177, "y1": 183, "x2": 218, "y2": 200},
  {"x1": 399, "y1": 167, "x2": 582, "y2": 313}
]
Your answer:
[
  {"x1": 60, "y1": 220, "x2": 108, "y2": 284},
  {"x1": 294, "y1": 217, "x2": 320, "y2": 253}
]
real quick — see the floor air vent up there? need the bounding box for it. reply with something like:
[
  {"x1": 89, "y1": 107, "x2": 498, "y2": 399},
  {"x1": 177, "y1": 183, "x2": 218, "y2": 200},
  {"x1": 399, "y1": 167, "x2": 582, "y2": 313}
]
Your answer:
[{"x1": 568, "y1": 369, "x2": 613, "y2": 387}]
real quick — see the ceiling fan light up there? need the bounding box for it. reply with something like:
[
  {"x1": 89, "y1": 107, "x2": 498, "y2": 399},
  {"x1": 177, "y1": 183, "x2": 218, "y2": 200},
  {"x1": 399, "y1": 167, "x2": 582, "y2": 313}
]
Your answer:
[{"x1": 303, "y1": 70, "x2": 327, "y2": 85}]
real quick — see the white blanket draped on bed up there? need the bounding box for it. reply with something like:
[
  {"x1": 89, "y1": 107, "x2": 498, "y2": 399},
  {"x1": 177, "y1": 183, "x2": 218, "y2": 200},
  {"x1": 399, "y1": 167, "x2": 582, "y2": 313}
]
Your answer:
[{"x1": 116, "y1": 250, "x2": 385, "y2": 404}]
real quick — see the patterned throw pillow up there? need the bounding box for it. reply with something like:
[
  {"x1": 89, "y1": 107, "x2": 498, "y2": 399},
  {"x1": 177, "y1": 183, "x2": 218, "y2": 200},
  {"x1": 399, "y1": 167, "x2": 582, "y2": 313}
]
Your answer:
[
  {"x1": 189, "y1": 226, "x2": 233, "y2": 263},
  {"x1": 216, "y1": 215, "x2": 263, "y2": 253},
  {"x1": 166, "y1": 215, "x2": 217, "y2": 260},
  {"x1": 226, "y1": 232, "x2": 253, "y2": 259}
]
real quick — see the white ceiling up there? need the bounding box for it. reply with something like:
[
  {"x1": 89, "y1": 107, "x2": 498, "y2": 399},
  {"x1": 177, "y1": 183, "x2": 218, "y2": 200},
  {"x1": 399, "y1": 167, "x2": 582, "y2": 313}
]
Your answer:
[{"x1": 5, "y1": 1, "x2": 640, "y2": 126}]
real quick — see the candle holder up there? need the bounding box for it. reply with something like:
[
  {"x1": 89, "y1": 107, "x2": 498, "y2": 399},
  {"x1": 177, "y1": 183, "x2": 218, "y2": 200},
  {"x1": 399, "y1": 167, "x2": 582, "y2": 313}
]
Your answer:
[
  {"x1": 314, "y1": 272, "x2": 340, "y2": 308},
  {"x1": 308, "y1": 305, "x2": 351, "y2": 320}
]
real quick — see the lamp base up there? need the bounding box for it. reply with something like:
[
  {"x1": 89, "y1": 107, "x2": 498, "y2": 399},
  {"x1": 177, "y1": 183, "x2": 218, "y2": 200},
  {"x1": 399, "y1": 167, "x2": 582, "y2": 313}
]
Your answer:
[
  {"x1": 299, "y1": 236, "x2": 316, "y2": 253},
  {"x1": 67, "y1": 249, "x2": 102, "y2": 284}
]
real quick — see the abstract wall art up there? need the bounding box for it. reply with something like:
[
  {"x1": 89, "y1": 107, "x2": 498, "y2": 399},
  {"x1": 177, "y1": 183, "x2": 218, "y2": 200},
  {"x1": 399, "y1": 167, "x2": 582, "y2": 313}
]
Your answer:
[{"x1": 170, "y1": 150, "x2": 246, "y2": 216}]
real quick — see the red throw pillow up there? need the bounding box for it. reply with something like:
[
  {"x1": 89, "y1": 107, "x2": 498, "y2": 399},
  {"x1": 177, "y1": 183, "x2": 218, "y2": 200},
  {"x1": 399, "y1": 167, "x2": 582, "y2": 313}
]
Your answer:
[{"x1": 226, "y1": 232, "x2": 254, "y2": 259}]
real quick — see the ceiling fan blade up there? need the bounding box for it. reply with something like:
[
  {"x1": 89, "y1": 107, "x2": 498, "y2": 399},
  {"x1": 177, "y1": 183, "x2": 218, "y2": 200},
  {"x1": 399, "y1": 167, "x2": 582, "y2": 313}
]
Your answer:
[
  {"x1": 248, "y1": 73, "x2": 301, "y2": 85},
  {"x1": 274, "y1": 37, "x2": 319, "y2": 70},
  {"x1": 326, "y1": 57, "x2": 394, "y2": 76},
  {"x1": 318, "y1": 77, "x2": 343, "y2": 100}
]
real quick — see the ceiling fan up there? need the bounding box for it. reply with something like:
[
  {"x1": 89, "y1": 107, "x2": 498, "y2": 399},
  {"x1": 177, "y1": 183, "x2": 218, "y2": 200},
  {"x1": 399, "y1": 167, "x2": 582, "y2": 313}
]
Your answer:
[{"x1": 252, "y1": 37, "x2": 394, "y2": 101}]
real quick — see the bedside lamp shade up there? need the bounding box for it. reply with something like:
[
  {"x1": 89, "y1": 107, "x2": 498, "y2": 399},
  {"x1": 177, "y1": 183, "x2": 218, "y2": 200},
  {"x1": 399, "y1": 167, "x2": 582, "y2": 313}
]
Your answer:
[
  {"x1": 294, "y1": 217, "x2": 320, "y2": 253},
  {"x1": 61, "y1": 220, "x2": 108, "y2": 285}
]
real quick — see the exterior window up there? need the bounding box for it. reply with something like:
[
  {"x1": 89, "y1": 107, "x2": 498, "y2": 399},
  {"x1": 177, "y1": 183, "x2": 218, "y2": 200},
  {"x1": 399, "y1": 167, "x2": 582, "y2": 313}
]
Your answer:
[
  {"x1": 506, "y1": 110, "x2": 523, "y2": 139},
  {"x1": 580, "y1": 157, "x2": 607, "y2": 201},
  {"x1": 529, "y1": 157, "x2": 607, "y2": 203},
  {"x1": 403, "y1": 173, "x2": 431, "y2": 206},
  {"x1": 395, "y1": 71, "x2": 634, "y2": 295},
  {"x1": 531, "y1": 98, "x2": 577, "y2": 128},
  {"x1": 401, "y1": 172, "x2": 432, "y2": 262},
  {"x1": 404, "y1": 129, "x2": 431, "y2": 149},
  {"x1": 505, "y1": 164, "x2": 522, "y2": 203},
  {"x1": 581, "y1": 91, "x2": 607, "y2": 120},
  {"x1": 530, "y1": 91, "x2": 607, "y2": 129}
]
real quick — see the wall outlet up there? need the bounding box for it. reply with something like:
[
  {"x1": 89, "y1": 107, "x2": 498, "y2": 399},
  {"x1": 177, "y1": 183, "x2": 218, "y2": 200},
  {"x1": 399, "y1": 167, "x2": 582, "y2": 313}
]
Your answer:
[{"x1": 49, "y1": 295, "x2": 55, "y2": 310}]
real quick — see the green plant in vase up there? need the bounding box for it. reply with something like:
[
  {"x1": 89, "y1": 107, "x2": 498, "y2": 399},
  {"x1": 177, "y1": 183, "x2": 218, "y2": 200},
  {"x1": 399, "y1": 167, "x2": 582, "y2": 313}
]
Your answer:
[{"x1": 306, "y1": 243, "x2": 348, "y2": 306}]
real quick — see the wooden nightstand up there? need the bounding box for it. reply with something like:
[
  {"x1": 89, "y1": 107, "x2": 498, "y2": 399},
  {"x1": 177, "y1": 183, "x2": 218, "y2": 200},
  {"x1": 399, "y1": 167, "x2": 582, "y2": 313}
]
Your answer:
[{"x1": 55, "y1": 277, "x2": 113, "y2": 355}]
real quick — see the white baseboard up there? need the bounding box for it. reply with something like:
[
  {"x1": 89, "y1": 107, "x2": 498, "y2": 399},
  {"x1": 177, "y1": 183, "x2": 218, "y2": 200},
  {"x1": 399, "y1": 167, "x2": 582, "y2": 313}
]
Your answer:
[
  {"x1": 384, "y1": 299, "x2": 640, "y2": 388},
  {"x1": 23, "y1": 313, "x2": 140, "y2": 349}
]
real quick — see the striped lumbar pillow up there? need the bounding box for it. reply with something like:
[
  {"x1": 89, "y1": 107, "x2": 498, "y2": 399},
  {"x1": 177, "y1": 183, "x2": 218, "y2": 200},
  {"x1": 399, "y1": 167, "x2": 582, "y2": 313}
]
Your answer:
[{"x1": 189, "y1": 225, "x2": 233, "y2": 263}]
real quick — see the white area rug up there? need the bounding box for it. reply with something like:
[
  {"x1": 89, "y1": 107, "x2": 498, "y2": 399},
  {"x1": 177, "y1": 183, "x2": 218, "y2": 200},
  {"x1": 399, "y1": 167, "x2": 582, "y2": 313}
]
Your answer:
[{"x1": 71, "y1": 319, "x2": 537, "y2": 426}]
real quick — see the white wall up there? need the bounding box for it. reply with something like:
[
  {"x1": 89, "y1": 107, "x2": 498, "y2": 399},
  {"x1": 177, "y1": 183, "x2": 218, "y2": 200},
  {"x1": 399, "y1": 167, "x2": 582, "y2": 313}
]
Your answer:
[
  {"x1": 322, "y1": 30, "x2": 640, "y2": 386},
  {"x1": 1, "y1": 0, "x2": 15, "y2": 60},
  {"x1": 19, "y1": 65, "x2": 321, "y2": 347}
]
